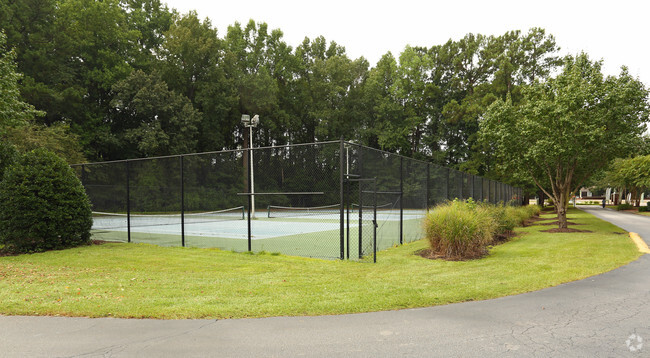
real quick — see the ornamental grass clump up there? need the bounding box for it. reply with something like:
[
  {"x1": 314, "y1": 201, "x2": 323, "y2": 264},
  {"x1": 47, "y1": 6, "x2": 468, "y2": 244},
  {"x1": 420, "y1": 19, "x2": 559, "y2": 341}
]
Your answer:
[
  {"x1": 423, "y1": 200, "x2": 496, "y2": 260},
  {"x1": 485, "y1": 205, "x2": 519, "y2": 238},
  {"x1": 524, "y1": 204, "x2": 542, "y2": 217}
]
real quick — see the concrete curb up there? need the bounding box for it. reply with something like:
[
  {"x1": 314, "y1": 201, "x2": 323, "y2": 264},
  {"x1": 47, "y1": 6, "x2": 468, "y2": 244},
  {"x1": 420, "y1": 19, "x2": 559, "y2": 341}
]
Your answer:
[{"x1": 629, "y1": 232, "x2": 650, "y2": 254}]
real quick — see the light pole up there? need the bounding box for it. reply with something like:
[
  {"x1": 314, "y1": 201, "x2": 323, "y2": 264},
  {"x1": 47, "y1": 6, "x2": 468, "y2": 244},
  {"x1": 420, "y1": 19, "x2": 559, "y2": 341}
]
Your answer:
[{"x1": 242, "y1": 114, "x2": 259, "y2": 218}]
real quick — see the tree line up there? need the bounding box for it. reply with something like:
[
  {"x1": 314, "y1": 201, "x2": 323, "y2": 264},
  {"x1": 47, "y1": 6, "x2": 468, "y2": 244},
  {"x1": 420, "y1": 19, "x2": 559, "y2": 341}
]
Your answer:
[{"x1": 1, "y1": 0, "x2": 563, "y2": 169}]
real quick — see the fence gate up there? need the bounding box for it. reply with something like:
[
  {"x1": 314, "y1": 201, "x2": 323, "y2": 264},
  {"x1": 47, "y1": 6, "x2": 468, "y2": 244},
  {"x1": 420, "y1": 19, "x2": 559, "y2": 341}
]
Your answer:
[{"x1": 344, "y1": 176, "x2": 377, "y2": 262}]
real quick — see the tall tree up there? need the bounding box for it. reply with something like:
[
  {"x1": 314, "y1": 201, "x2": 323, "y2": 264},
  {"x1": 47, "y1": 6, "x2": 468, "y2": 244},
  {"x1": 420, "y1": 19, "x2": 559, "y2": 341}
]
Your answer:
[
  {"x1": 122, "y1": 0, "x2": 175, "y2": 71},
  {"x1": 0, "y1": 31, "x2": 42, "y2": 131},
  {"x1": 160, "y1": 11, "x2": 232, "y2": 151},
  {"x1": 292, "y1": 36, "x2": 367, "y2": 143},
  {"x1": 362, "y1": 52, "x2": 401, "y2": 148},
  {"x1": 110, "y1": 70, "x2": 201, "y2": 157},
  {"x1": 480, "y1": 53, "x2": 649, "y2": 228},
  {"x1": 0, "y1": 32, "x2": 84, "y2": 163}
]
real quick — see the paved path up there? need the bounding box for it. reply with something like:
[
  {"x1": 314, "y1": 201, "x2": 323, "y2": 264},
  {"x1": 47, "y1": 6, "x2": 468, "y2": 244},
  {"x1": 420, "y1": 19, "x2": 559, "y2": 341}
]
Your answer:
[
  {"x1": 1, "y1": 206, "x2": 649, "y2": 357},
  {"x1": 579, "y1": 205, "x2": 650, "y2": 246}
]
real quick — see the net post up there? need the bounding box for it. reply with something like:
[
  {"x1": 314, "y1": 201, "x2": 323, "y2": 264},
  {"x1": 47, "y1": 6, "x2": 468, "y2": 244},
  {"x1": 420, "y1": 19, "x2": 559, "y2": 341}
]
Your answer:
[
  {"x1": 126, "y1": 160, "x2": 131, "y2": 243},
  {"x1": 180, "y1": 155, "x2": 185, "y2": 247},
  {"x1": 339, "y1": 137, "x2": 344, "y2": 260},
  {"x1": 399, "y1": 156, "x2": 403, "y2": 245}
]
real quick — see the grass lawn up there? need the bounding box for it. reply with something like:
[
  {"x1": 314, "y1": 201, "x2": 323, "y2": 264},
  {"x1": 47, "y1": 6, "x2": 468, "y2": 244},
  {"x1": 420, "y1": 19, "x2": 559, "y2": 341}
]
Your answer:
[{"x1": 0, "y1": 208, "x2": 641, "y2": 319}]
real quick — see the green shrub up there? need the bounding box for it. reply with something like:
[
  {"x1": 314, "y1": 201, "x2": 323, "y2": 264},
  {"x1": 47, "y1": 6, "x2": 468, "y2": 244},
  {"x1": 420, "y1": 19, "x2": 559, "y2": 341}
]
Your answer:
[
  {"x1": 423, "y1": 200, "x2": 496, "y2": 259},
  {"x1": 639, "y1": 206, "x2": 649, "y2": 212},
  {"x1": 616, "y1": 203, "x2": 634, "y2": 211},
  {"x1": 508, "y1": 206, "x2": 531, "y2": 227},
  {"x1": 424, "y1": 201, "x2": 541, "y2": 260},
  {"x1": 523, "y1": 204, "x2": 542, "y2": 217},
  {"x1": 0, "y1": 141, "x2": 18, "y2": 180},
  {"x1": 0, "y1": 148, "x2": 93, "y2": 253},
  {"x1": 487, "y1": 205, "x2": 519, "y2": 235}
]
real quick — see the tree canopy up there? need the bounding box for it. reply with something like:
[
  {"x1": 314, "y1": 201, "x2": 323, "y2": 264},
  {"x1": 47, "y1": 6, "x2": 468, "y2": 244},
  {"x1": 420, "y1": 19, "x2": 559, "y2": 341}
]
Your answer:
[
  {"x1": 480, "y1": 53, "x2": 649, "y2": 227},
  {"x1": 1, "y1": 1, "x2": 649, "y2": 204},
  {"x1": 600, "y1": 155, "x2": 650, "y2": 206}
]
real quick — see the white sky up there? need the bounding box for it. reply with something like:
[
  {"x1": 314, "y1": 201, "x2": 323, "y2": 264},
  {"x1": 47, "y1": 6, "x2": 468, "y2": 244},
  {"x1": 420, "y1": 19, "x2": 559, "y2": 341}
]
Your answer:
[{"x1": 163, "y1": 0, "x2": 650, "y2": 87}]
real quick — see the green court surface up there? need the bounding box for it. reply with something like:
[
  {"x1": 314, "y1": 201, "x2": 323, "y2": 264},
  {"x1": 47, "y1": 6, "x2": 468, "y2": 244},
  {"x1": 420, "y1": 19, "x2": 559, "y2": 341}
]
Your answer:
[{"x1": 90, "y1": 213, "x2": 425, "y2": 260}]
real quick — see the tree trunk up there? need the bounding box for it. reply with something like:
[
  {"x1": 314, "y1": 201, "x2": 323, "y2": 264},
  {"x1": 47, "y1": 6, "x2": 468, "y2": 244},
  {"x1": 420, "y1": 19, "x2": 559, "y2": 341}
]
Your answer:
[{"x1": 556, "y1": 191, "x2": 568, "y2": 229}]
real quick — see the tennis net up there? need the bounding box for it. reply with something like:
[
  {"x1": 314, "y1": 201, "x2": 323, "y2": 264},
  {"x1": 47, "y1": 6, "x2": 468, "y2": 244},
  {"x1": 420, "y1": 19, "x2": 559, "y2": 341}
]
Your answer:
[
  {"x1": 350, "y1": 202, "x2": 394, "y2": 211},
  {"x1": 92, "y1": 206, "x2": 245, "y2": 230},
  {"x1": 267, "y1": 204, "x2": 341, "y2": 218}
]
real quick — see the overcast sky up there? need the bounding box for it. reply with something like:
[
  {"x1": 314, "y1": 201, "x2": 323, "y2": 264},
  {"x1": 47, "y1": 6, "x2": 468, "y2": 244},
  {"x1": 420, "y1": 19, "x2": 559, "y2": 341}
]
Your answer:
[{"x1": 163, "y1": 0, "x2": 650, "y2": 87}]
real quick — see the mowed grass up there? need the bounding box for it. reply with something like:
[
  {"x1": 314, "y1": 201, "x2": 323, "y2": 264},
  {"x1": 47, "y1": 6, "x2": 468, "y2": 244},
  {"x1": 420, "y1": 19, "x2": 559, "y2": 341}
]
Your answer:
[{"x1": 0, "y1": 208, "x2": 641, "y2": 319}]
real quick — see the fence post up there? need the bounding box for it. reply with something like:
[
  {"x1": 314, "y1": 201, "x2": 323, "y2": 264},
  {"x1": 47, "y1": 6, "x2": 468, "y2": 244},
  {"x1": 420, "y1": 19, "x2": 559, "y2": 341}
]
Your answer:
[
  {"x1": 358, "y1": 148, "x2": 364, "y2": 260},
  {"x1": 126, "y1": 160, "x2": 131, "y2": 243},
  {"x1": 459, "y1": 172, "x2": 464, "y2": 200},
  {"x1": 247, "y1": 147, "x2": 252, "y2": 252},
  {"x1": 373, "y1": 179, "x2": 377, "y2": 264},
  {"x1": 339, "y1": 137, "x2": 345, "y2": 260},
  {"x1": 426, "y1": 163, "x2": 430, "y2": 212},
  {"x1": 399, "y1": 156, "x2": 403, "y2": 245},
  {"x1": 180, "y1": 155, "x2": 185, "y2": 247},
  {"x1": 446, "y1": 168, "x2": 450, "y2": 200}
]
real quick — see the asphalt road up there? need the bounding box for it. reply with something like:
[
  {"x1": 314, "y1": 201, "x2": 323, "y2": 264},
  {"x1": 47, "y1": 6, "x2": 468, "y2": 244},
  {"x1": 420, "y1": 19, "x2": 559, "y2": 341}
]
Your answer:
[{"x1": 1, "y1": 206, "x2": 649, "y2": 357}]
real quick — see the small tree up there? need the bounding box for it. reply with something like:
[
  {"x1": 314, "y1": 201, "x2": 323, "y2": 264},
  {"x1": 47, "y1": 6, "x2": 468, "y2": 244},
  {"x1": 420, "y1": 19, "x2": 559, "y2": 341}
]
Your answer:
[
  {"x1": 601, "y1": 155, "x2": 650, "y2": 206},
  {"x1": 0, "y1": 149, "x2": 93, "y2": 253},
  {"x1": 480, "y1": 53, "x2": 649, "y2": 228}
]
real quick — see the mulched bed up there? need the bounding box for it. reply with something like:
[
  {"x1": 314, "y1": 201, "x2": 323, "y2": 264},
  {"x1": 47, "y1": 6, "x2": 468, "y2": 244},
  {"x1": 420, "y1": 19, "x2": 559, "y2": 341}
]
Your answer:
[
  {"x1": 541, "y1": 228, "x2": 593, "y2": 233},
  {"x1": 494, "y1": 230, "x2": 519, "y2": 243},
  {"x1": 91, "y1": 240, "x2": 112, "y2": 245},
  {"x1": 416, "y1": 230, "x2": 521, "y2": 261},
  {"x1": 538, "y1": 221, "x2": 584, "y2": 226},
  {"x1": 415, "y1": 248, "x2": 487, "y2": 261},
  {"x1": 0, "y1": 249, "x2": 14, "y2": 257}
]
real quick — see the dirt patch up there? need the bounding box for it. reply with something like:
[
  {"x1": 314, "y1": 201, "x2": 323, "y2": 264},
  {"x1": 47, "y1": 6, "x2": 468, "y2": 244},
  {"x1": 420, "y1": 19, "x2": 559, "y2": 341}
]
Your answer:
[{"x1": 540, "y1": 228, "x2": 593, "y2": 233}]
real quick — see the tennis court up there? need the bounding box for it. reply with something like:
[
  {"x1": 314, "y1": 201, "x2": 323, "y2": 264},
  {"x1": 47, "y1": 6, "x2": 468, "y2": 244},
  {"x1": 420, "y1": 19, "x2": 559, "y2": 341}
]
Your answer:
[
  {"x1": 73, "y1": 140, "x2": 521, "y2": 261},
  {"x1": 90, "y1": 205, "x2": 426, "y2": 259}
]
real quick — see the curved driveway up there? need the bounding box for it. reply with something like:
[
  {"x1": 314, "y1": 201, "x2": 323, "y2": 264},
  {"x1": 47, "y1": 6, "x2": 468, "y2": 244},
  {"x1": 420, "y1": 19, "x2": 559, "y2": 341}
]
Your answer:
[{"x1": 1, "y1": 206, "x2": 649, "y2": 357}]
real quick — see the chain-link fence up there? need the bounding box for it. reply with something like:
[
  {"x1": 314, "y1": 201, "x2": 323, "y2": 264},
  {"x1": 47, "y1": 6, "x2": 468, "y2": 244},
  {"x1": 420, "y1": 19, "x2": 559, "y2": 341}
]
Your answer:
[{"x1": 72, "y1": 139, "x2": 523, "y2": 262}]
